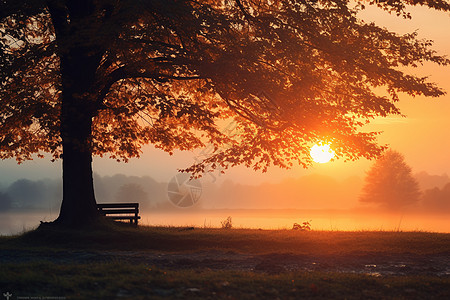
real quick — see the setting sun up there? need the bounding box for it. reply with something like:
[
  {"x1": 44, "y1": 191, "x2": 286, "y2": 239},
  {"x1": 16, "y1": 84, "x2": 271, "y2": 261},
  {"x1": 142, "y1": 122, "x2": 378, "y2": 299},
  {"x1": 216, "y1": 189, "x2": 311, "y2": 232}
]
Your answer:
[{"x1": 310, "y1": 144, "x2": 335, "y2": 163}]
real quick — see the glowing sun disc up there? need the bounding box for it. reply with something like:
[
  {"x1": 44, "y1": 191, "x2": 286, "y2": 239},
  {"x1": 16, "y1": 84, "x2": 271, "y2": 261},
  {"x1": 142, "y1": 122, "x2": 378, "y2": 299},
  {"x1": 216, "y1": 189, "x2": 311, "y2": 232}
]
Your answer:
[{"x1": 310, "y1": 144, "x2": 335, "y2": 163}]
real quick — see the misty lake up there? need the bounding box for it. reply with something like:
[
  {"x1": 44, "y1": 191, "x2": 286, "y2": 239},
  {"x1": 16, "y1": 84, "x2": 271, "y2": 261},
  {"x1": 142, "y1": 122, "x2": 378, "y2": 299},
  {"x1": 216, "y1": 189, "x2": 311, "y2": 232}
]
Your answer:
[{"x1": 1, "y1": 209, "x2": 449, "y2": 235}]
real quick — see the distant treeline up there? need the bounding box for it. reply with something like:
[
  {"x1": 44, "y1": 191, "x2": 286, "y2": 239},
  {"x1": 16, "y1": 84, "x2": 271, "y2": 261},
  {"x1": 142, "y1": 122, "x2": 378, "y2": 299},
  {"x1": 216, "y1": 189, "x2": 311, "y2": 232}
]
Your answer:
[
  {"x1": 415, "y1": 172, "x2": 450, "y2": 212},
  {"x1": 0, "y1": 172, "x2": 449, "y2": 212},
  {"x1": 202, "y1": 172, "x2": 450, "y2": 212},
  {"x1": 0, "y1": 174, "x2": 169, "y2": 212},
  {"x1": 0, "y1": 178, "x2": 61, "y2": 211}
]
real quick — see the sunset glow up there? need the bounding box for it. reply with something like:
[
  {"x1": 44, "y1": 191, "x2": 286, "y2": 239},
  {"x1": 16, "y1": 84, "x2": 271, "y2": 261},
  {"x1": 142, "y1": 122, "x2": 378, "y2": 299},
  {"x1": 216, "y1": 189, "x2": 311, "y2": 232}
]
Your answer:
[{"x1": 310, "y1": 144, "x2": 335, "y2": 163}]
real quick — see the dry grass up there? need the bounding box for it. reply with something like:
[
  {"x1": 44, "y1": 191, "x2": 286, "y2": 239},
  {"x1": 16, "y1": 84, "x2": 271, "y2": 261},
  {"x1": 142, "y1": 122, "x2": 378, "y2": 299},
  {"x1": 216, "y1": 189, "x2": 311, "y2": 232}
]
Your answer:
[{"x1": 1, "y1": 222, "x2": 449, "y2": 256}]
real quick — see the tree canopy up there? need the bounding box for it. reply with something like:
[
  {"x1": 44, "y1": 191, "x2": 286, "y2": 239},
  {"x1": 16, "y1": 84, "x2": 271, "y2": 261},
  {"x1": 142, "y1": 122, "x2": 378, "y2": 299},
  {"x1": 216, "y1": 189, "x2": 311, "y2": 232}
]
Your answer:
[
  {"x1": 2, "y1": 0, "x2": 449, "y2": 169},
  {"x1": 359, "y1": 149, "x2": 421, "y2": 209},
  {"x1": 1, "y1": 0, "x2": 449, "y2": 225}
]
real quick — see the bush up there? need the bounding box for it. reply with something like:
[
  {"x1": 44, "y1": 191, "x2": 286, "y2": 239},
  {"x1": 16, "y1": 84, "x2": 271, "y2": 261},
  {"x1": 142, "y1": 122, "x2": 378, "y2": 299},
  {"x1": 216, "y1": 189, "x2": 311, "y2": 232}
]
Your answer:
[
  {"x1": 292, "y1": 220, "x2": 311, "y2": 231},
  {"x1": 221, "y1": 216, "x2": 232, "y2": 229}
]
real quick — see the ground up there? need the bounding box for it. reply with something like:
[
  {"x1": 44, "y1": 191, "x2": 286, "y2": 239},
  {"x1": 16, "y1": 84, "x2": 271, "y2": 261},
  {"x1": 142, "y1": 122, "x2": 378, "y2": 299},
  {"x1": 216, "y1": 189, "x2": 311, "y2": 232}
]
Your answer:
[
  {"x1": 1, "y1": 248, "x2": 449, "y2": 277},
  {"x1": 0, "y1": 224, "x2": 449, "y2": 299}
]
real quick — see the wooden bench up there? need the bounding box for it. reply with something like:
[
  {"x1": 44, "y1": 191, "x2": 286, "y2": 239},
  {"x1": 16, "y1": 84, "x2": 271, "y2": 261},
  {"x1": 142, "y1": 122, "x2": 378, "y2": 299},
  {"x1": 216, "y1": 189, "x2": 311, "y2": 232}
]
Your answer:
[{"x1": 97, "y1": 203, "x2": 141, "y2": 226}]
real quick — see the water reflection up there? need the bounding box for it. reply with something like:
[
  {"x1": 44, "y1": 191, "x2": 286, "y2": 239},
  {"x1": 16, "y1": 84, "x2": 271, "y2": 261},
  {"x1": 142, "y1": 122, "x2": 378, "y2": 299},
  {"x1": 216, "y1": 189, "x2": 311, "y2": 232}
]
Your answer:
[{"x1": 0, "y1": 211, "x2": 55, "y2": 235}]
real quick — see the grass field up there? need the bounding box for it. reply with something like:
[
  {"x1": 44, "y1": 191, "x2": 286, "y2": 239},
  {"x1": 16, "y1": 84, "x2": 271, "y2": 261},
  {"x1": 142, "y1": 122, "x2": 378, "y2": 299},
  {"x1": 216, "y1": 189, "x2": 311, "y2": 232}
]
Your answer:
[
  {"x1": 0, "y1": 222, "x2": 449, "y2": 299},
  {"x1": 4, "y1": 222, "x2": 450, "y2": 254}
]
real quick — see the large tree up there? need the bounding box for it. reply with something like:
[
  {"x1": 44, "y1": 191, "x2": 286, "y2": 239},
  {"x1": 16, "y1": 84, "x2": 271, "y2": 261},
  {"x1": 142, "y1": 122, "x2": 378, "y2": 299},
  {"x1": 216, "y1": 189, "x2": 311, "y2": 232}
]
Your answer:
[
  {"x1": 360, "y1": 150, "x2": 421, "y2": 209},
  {"x1": 1, "y1": 0, "x2": 449, "y2": 226}
]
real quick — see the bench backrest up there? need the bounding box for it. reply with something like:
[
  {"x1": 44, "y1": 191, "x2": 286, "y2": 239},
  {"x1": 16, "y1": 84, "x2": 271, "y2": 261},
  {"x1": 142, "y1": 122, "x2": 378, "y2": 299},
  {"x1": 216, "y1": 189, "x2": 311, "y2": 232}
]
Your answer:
[
  {"x1": 97, "y1": 203, "x2": 139, "y2": 209},
  {"x1": 98, "y1": 203, "x2": 139, "y2": 214}
]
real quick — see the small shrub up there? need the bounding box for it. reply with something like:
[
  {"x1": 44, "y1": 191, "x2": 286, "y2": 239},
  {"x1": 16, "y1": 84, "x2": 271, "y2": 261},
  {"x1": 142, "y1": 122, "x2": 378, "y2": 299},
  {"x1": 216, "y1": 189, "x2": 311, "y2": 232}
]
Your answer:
[
  {"x1": 221, "y1": 216, "x2": 232, "y2": 229},
  {"x1": 292, "y1": 220, "x2": 311, "y2": 231}
]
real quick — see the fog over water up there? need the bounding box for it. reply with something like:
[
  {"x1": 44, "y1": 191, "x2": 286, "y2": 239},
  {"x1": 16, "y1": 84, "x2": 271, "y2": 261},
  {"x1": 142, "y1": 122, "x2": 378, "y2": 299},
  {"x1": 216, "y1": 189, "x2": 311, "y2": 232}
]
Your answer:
[
  {"x1": 1, "y1": 209, "x2": 449, "y2": 236},
  {"x1": 0, "y1": 171, "x2": 449, "y2": 235}
]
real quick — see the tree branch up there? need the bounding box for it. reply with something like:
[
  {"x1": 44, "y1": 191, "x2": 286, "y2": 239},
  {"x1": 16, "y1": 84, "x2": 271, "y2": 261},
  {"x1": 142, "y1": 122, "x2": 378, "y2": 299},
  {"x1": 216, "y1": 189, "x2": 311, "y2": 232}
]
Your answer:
[
  {"x1": 97, "y1": 66, "x2": 203, "y2": 107},
  {"x1": 235, "y1": 0, "x2": 254, "y2": 21},
  {"x1": 46, "y1": 0, "x2": 70, "y2": 40}
]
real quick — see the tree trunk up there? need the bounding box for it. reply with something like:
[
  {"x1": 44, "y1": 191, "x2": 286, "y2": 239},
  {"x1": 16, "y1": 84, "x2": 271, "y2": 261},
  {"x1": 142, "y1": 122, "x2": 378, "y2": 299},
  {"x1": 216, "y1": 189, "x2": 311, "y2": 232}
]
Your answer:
[
  {"x1": 54, "y1": 60, "x2": 100, "y2": 227},
  {"x1": 47, "y1": 1, "x2": 104, "y2": 227},
  {"x1": 55, "y1": 107, "x2": 99, "y2": 226}
]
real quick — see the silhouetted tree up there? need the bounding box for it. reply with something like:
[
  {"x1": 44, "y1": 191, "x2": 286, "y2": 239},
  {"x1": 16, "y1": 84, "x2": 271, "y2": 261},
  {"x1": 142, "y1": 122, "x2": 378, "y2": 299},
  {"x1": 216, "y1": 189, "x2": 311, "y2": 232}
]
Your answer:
[
  {"x1": 360, "y1": 150, "x2": 420, "y2": 209},
  {"x1": 1, "y1": 1, "x2": 449, "y2": 226}
]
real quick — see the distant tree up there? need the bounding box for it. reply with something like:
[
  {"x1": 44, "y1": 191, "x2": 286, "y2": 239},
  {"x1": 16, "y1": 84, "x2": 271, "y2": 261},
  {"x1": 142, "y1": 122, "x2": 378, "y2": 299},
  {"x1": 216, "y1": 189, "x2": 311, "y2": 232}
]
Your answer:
[
  {"x1": 421, "y1": 183, "x2": 450, "y2": 212},
  {"x1": 1, "y1": 1, "x2": 449, "y2": 226},
  {"x1": 0, "y1": 191, "x2": 12, "y2": 211},
  {"x1": 414, "y1": 171, "x2": 450, "y2": 190},
  {"x1": 6, "y1": 179, "x2": 46, "y2": 209},
  {"x1": 92, "y1": 173, "x2": 112, "y2": 203},
  {"x1": 115, "y1": 183, "x2": 149, "y2": 209},
  {"x1": 360, "y1": 150, "x2": 420, "y2": 209}
]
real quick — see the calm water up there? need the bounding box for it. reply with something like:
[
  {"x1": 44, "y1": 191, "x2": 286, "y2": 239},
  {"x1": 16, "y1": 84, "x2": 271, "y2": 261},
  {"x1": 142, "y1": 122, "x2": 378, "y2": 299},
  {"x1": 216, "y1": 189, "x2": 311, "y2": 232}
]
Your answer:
[
  {"x1": 142, "y1": 209, "x2": 450, "y2": 232},
  {"x1": 1, "y1": 209, "x2": 449, "y2": 235}
]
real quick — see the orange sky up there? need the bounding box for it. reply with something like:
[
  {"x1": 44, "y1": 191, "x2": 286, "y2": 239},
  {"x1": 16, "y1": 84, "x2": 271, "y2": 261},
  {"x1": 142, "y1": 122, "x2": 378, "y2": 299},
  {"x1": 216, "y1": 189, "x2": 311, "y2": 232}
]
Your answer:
[{"x1": 1, "y1": 4, "x2": 449, "y2": 187}]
